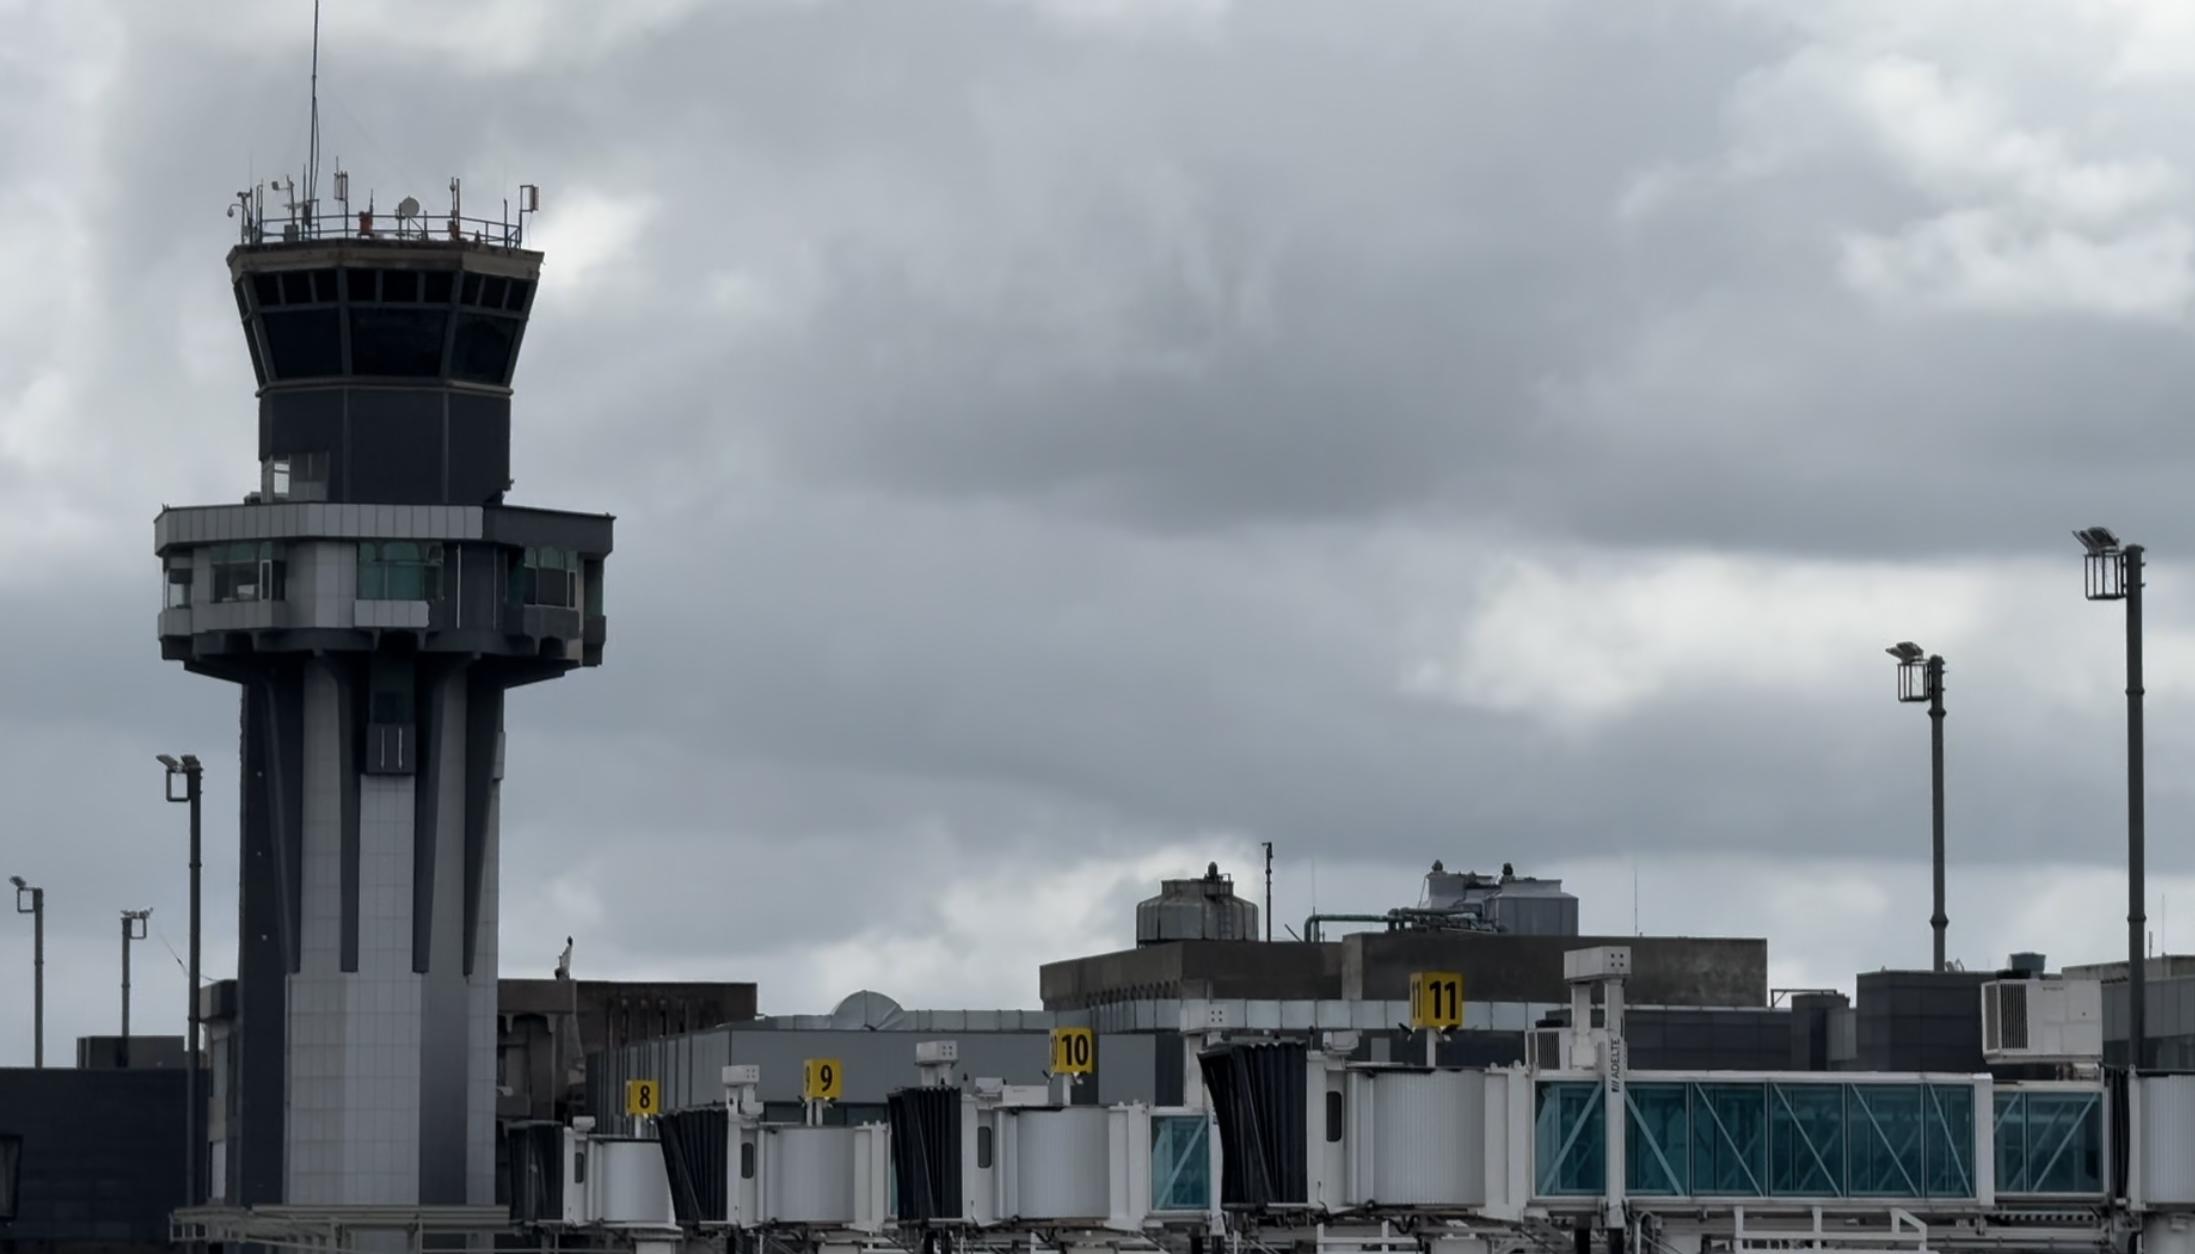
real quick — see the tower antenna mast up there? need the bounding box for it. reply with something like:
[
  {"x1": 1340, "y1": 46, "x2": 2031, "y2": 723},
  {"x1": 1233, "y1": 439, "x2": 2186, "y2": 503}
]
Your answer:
[{"x1": 307, "y1": 0, "x2": 322, "y2": 210}]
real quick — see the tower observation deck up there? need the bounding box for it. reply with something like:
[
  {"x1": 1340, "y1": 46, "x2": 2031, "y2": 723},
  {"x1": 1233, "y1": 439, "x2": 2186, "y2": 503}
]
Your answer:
[{"x1": 154, "y1": 183, "x2": 612, "y2": 1209}]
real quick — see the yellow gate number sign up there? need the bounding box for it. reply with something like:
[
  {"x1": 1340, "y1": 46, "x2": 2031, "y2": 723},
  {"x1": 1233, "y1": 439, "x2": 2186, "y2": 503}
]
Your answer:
[
  {"x1": 804, "y1": 1057, "x2": 844, "y2": 1101},
  {"x1": 1410, "y1": 971, "x2": 1464, "y2": 1030},
  {"x1": 625, "y1": 1078, "x2": 661, "y2": 1117},
  {"x1": 1050, "y1": 1027, "x2": 1096, "y2": 1075}
]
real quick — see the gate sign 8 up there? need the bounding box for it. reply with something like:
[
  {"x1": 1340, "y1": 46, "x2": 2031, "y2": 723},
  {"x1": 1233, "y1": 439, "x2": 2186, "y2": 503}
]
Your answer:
[
  {"x1": 803, "y1": 1057, "x2": 844, "y2": 1102},
  {"x1": 1410, "y1": 971, "x2": 1464, "y2": 1030},
  {"x1": 624, "y1": 1078, "x2": 661, "y2": 1117},
  {"x1": 1050, "y1": 1027, "x2": 1096, "y2": 1075}
]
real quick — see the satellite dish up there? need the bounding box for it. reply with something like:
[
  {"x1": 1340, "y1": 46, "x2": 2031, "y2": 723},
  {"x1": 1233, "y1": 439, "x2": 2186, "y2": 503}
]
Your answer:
[{"x1": 396, "y1": 195, "x2": 421, "y2": 219}]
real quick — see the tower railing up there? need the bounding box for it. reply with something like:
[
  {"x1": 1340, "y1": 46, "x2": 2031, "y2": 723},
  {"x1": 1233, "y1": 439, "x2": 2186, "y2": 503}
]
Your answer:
[{"x1": 232, "y1": 195, "x2": 533, "y2": 251}]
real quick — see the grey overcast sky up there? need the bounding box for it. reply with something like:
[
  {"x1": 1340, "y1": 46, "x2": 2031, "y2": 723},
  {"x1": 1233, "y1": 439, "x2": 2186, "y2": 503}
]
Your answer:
[{"x1": 7, "y1": 0, "x2": 2195, "y2": 1059}]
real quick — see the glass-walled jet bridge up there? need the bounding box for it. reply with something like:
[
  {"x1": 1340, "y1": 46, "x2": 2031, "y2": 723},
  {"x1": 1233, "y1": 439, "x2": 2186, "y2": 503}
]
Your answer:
[{"x1": 1533, "y1": 1074, "x2": 2105, "y2": 1205}]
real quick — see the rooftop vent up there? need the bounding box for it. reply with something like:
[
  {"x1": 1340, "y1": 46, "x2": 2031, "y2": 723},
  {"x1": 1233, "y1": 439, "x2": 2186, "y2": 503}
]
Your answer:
[{"x1": 1136, "y1": 863, "x2": 1259, "y2": 946}]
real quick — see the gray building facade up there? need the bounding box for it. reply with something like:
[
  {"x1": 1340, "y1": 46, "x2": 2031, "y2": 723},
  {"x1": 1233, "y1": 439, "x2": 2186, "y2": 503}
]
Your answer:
[
  {"x1": 0, "y1": 1068, "x2": 186, "y2": 1253},
  {"x1": 1344, "y1": 930, "x2": 1769, "y2": 1006}
]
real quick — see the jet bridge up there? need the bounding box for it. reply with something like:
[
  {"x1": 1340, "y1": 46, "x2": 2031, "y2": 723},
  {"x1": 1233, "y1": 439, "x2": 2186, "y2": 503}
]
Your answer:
[{"x1": 511, "y1": 948, "x2": 2195, "y2": 1254}]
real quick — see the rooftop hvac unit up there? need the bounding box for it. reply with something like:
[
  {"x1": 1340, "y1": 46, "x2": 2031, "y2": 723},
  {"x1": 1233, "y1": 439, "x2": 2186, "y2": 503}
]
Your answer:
[
  {"x1": 1981, "y1": 978, "x2": 2102, "y2": 1063},
  {"x1": 1528, "y1": 1028, "x2": 1567, "y2": 1073}
]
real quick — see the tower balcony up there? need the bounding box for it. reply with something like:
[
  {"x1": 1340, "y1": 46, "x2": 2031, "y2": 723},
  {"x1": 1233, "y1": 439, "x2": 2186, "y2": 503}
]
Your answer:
[{"x1": 154, "y1": 501, "x2": 611, "y2": 675}]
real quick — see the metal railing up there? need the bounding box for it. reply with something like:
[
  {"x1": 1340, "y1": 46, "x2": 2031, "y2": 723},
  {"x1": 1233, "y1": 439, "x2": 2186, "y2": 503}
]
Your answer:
[{"x1": 231, "y1": 182, "x2": 537, "y2": 250}]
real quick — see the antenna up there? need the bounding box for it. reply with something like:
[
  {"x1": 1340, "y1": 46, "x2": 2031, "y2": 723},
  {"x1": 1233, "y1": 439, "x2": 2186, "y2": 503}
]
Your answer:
[
  {"x1": 307, "y1": 0, "x2": 322, "y2": 210},
  {"x1": 1261, "y1": 841, "x2": 1273, "y2": 942}
]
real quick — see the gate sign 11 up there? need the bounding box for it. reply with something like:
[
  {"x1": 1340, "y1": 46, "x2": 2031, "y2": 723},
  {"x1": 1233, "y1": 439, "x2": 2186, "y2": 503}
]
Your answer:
[
  {"x1": 1410, "y1": 971, "x2": 1464, "y2": 1030},
  {"x1": 1050, "y1": 1027, "x2": 1095, "y2": 1075}
]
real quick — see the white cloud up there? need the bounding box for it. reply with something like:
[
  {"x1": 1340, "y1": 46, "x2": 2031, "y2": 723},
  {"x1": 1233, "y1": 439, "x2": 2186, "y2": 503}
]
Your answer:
[
  {"x1": 1410, "y1": 554, "x2": 1999, "y2": 728},
  {"x1": 528, "y1": 188, "x2": 659, "y2": 302},
  {"x1": 1840, "y1": 210, "x2": 2195, "y2": 318}
]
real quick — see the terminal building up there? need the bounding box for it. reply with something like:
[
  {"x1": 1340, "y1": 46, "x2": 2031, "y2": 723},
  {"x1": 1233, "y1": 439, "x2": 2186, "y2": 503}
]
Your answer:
[{"x1": 587, "y1": 862, "x2": 2025, "y2": 1131}]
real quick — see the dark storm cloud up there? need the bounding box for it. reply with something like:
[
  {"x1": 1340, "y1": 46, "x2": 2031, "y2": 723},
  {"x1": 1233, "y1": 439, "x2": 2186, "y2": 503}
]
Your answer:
[{"x1": 5, "y1": 0, "x2": 2195, "y2": 1051}]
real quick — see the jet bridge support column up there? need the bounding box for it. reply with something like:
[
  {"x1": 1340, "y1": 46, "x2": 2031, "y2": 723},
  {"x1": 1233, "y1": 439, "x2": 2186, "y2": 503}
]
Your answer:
[{"x1": 1565, "y1": 946, "x2": 1632, "y2": 1239}]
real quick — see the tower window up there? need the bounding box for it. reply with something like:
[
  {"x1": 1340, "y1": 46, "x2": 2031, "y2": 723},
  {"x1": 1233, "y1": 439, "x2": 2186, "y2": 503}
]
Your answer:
[
  {"x1": 451, "y1": 312, "x2": 519, "y2": 384},
  {"x1": 358, "y1": 541, "x2": 444, "y2": 601},
  {"x1": 267, "y1": 451, "x2": 328, "y2": 501},
  {"x1": 210, "y1": 542, "x2": 284, "y2": 604},
  {"x1": 164, "y1": 561, "x2": 193, "y2": 609},
  {"x1": 348, "y1": 307, "x2": 450, "y2": 377},
  {"x1": 511, "y1": 546, "x2": 579, "y2": 609},
  {"x1": 260, "y1": 308, "x2": 343, "y2": 378}
]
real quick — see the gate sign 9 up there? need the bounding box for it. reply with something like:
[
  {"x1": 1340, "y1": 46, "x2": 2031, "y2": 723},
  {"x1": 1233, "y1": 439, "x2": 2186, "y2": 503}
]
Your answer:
[
  {"x1": 1050, "y1": 1027, "x2": 1096, "y2": 1075},
  {"x1": 803, "y1": 1057, "x2": 844, "y2": 1101},
  {"x1": 1410, "y1": 971, "x2": 1464, "y2": 1030}
]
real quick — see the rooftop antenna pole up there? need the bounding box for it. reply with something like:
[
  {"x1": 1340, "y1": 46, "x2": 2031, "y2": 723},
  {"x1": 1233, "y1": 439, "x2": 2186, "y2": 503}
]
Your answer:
[
  {"x1": 1262, "y1": 842, "x2": 1273, "y2": 942},
  {"x1": 307, "y1": 0, "x2": 322, "y2": 220}
]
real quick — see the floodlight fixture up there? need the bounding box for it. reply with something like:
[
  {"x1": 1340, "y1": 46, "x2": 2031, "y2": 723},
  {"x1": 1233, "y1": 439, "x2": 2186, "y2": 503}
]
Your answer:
[
  {"x1": 2075, "y1": 526, "x2": 2122, "y2": 556},
  {"x1": 2078, "y1": 527, "x2": 2133, "y2": 601},
  {"x1": 1890, "y1": 643, "x2": 1939, "y2": 704}
]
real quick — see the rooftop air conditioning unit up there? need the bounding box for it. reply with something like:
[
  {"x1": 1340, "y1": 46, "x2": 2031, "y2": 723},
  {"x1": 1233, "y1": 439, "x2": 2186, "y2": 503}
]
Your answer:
[
  {"x1": 1528, "y1": 1028, "x2": 1568, "y2": 1072},
  {"x1": 1981, "y1": 978, "x2": 2102, "y2": 1063}
]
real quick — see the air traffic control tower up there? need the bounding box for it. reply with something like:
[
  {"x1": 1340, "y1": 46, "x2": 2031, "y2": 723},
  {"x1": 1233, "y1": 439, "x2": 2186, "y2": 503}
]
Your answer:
[{"x1": 154, "y1": 183, "x2": 610, "y2": 1210}]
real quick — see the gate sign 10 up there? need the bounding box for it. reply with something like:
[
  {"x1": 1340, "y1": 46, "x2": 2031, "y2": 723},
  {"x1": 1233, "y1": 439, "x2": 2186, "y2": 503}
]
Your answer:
[
  {"x1": 1410, "y1": 971, "x2": 1464, "y2": 1030},
  {"x1": 803, "y1": 1057, "x2": 844, "y2": 1101},
  {"x1": 625, "y1": 1078, "x2": 661, "y2": 1117},
  {"x1": 1050, "y1": 1027, "x2": 1096, "y2": 1075}
]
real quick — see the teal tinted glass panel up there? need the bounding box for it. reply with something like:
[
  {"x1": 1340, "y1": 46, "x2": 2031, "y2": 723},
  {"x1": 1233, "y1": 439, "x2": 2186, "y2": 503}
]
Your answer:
[
  {"x1": 1995, "y1": 1093, "x2": 2028, "y2": 1193},
  {"x1": 2023, "y1": 1092, "x2": 2104, "y2": 1194},
  {"x1": 1768, "y1": 1083, "x2": 1845, "y2": 1196},
  {"x1": 1626, "y1": 1084, "x2": 1689, "y2": 1195},
  {"x1": 1924, "y1": 1085, "x2": 1974, "y2": 1198},
  {"x1": 1151, "y1": 1115, "x2": 1210, "y2": 1211},
  {"x1": 1691, "y1": 1083, "x2": 1767, "y2": 1196},
  {"x1": 1848, "y1": 1085, "x2": 1924, "y2": 1198},
  {"x1": 1535, "y1": 1081, "x2": 1605, "y2": 1196}
]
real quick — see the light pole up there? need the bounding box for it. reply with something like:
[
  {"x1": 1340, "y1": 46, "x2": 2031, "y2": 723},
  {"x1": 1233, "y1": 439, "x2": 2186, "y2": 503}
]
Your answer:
[
  {"x1": 159, "y1": 753, "x2": 203, "y2": 1204},
  {"x1": 121, "y1": 909, "x2": 151, "y2": 1067},
  {"x1": 8, "y1": 876, "x2": 42, "y2": 1069},
  {"x1": 1887, "y1": 643, "x2": 1949, "y2": 972},
  {"x1": 2075, "y1": 526, "x2": 2147, "y2": 1069}
]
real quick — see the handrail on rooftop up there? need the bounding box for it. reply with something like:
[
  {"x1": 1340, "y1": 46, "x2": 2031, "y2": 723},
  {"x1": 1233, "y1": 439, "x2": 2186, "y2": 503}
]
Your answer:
[{"x1": 230, "y1": 180, "x2": 537, "y2": 251}]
